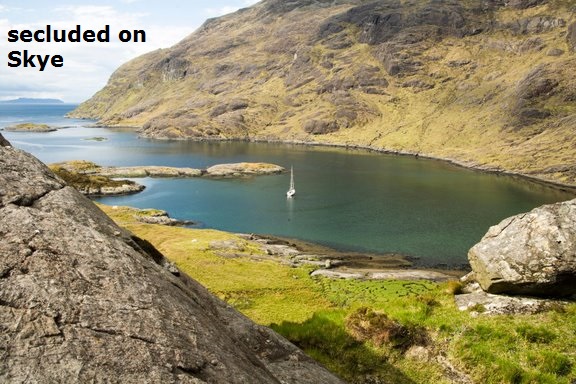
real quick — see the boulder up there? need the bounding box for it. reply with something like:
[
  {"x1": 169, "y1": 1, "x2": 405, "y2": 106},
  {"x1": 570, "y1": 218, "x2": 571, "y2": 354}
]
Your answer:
[
  {"x1": 0, "y1": 133, "x2": 10, "y2": 147},
  {"x1": 0, "y1": 145, "x2": 344, "y2": 383},
  {"x1": 467, "y1": 199, "x2": 576, "y2": 297}
]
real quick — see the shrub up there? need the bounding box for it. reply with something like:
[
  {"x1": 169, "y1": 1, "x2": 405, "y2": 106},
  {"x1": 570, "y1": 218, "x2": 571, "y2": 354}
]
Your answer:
[
  {"x1": 416, "y1": 293, "x2": 440, "y2": 317},
  {"x1": 271, "y1": 311, "x2": 388, "y2": 380},
  {"x1": 345, "y1": 307, "x2": 428, "y2": 349},
  {"x1": 444, "y1": 280, "x2": 464, "y2": 295}
]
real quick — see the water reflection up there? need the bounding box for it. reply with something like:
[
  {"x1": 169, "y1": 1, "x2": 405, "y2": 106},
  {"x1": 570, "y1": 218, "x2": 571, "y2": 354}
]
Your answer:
[{"x1": 4, "y1": 124, "x2": 574, "y2": 266}]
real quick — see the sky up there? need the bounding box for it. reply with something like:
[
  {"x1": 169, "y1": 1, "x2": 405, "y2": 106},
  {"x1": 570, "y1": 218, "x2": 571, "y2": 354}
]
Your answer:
[{"x1": 0, "y1": 0, "x2": 259, "y2": 103}]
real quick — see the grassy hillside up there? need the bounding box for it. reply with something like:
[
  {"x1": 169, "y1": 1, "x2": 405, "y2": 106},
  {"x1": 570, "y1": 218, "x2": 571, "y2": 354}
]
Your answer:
[
  {"x1": 100, "y1": 204, "x2": 576, "y2": 384},
  {"x1": 72, "y1": 0, "x2": 576, "y2": 186}
]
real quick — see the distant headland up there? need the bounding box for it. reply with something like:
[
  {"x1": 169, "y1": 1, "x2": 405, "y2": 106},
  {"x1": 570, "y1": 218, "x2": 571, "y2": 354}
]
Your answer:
[{"x1": 0, "y1": 97, "x2": 64, "y2": 104}]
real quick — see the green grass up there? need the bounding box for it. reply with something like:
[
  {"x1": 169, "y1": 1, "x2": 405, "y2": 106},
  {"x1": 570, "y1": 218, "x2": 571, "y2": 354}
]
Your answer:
[{"x1": 100, "y1": 203, "x2": 576, "y2": 383}]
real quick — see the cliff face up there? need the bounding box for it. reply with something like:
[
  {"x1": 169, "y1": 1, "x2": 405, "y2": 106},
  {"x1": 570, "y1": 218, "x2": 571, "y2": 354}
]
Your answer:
[
  {"x1": 71, "y1": 0, "x2": 576, "y2": 186},
  {"x1": 0, "y1": 133, "x2": 344, "y2": 383}
]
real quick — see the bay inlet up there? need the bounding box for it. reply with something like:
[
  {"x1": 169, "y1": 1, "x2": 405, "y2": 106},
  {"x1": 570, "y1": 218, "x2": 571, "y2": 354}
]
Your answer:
[{"x1": 2, "y1": 103, "x2": 574, "y2": 267}]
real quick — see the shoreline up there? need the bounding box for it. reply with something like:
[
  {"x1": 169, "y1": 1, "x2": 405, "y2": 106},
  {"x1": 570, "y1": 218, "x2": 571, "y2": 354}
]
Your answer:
[
  {"x1": 253, "y1": 139, "x2": 576, "y2": 193},
  {"x1": 64, "y1": 120, "x2": 576, "y2": 192},
  {"x1": 236, "y1": 233, "x2": 468, "y2": 280},
  {"x1": 99, "y1": 204, "x2": 466, "y2": 280},
  {"x1": 129, "y1": 130, "x2": 576, "y2": 193}
]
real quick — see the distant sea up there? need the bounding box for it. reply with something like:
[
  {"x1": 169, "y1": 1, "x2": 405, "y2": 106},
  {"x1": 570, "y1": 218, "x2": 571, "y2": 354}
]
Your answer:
[
  {"x1": 0, "y1": 103, "x2": 81, "y2": 126},
  {"x1": 0, "y1": 98, "x2": 64, "y2": 104},
  {"x1": 2, "y1": 103, "x2": 574, "y2": 267}
]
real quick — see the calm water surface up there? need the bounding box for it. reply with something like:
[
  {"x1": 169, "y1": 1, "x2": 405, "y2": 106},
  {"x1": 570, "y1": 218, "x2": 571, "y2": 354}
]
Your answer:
[{"x1": 2, "y1": 104, "x2": 574, "y2": 266}]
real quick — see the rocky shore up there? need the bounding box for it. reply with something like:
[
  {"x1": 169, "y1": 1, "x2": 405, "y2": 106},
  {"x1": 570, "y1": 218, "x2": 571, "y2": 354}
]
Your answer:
[
  {"x1": 235, "y1": 234, "x2": 462, "y2": 282},
  {"x1": 248, "y1": 137, "x2": 576, "y2": 192},
  {"x1": 99, "y1": 204, "x2": 464, "y2": 282},
  {"x1": 108, "y1": 205, "x2": 195, "y2": 226},
  {"x1": 49, "y1": 163, "x2": 145, "y2": 197}
]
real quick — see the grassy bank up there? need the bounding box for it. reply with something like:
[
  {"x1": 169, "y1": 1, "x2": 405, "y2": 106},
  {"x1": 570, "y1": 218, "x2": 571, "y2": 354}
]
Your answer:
[{"x1": 100, "y1": 204, "x2": 576, "y2": 383}]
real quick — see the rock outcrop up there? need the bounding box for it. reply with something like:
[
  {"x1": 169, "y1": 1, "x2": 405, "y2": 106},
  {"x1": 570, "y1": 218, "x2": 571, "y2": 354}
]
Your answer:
[
  {"x1": 466, "y1": 199, "x2": 576, "y2": 297},
  {"x1": 0, "y1": 134, "x2": 10, "y2": 147},
  {"x1": 455, "y1": 288, "x2": 568, "y2": 315},
  {"x1": 0, "y1": 135, "x2": 344, "y2": 383},
  {"x1": 49, "y1": 163, "x2": 146, "y2": 197},
  {"x1": 204, "y1": 162, "x2": 284, "y2": 177}
]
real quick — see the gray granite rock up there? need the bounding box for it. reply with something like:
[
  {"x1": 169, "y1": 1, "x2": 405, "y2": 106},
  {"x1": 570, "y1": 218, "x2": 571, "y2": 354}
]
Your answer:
[
  {"x1": 0, "y1": 145, "x2": 344, "y2": 383},
  {"x1": 467, "y1": 199, "x2": 576, "y2": 297},
  {"x1": 455, "y1": 290, "x2": 567, "y2": 315}
]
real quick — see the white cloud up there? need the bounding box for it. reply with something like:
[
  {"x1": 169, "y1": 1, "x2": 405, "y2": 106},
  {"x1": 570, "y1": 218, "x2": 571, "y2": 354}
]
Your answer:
[
  {"x1": 1, "y1": 1, "x2": 266, "y2": 102},
  {"x1": 1, "y1": 5, "x2": 195, "y2": 102}
]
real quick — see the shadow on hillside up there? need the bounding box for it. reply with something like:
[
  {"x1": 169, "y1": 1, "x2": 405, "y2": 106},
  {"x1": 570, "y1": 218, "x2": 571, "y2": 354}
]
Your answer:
[{"x1": 270, "y1": 312, "x2": 417, "y2": 384}]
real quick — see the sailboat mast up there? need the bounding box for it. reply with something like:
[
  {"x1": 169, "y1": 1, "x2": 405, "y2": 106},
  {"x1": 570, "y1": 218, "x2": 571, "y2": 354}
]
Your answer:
[{"x1": 286, "y1": 166, "x2": 296, "y2": 198}]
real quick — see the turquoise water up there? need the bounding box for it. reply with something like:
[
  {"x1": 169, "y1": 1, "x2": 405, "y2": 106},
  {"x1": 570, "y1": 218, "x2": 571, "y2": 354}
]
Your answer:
[{"x1": 2, "y1": 104, "x2": 574, "y2": 266}]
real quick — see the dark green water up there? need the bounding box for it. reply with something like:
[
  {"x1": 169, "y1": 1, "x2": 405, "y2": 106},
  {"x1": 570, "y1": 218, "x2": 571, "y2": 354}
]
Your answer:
[{"x1": 3, "y1": 104, "x2": 574, "y2": 266}]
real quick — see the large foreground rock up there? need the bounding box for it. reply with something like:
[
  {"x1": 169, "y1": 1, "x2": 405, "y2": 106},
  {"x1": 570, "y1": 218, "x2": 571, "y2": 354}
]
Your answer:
[
  {"x1": 467, "y1": 199, "x2": 576, "y2": 297},
  {"x1": 0, "y1": 136, "x2": 344, "y2": 383}
]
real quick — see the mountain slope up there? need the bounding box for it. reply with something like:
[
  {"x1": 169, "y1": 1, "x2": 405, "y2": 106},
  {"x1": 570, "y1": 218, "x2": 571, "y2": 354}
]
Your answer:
[{"x1": 71, "y1": 0, "x2": 576, "y2": 186}]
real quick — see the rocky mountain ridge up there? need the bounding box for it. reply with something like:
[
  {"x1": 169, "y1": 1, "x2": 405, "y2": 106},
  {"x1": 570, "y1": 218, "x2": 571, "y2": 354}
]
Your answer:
[
  {"x1": 71, "y1": 0, "x2": 576, "y2": 186},
  {"x1": 0, "y1": 133, "x2": 344, "y2": 383}
]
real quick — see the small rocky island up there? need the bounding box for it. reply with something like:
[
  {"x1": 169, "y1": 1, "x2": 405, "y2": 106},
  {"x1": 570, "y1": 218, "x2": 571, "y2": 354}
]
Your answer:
[
  {"x1": 3, "y1": 122, "x2": 57, "y2": 132},
  {"x1": 49, "y1": 160, "x2": 285, "y2": 196},
  {"x1": 49, "y1": 163, "x2": 145, "y2": 196}
]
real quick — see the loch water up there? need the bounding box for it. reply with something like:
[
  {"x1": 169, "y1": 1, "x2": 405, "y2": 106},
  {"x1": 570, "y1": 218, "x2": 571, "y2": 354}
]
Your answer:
[{"x1": 2, "y1": 104, "x2": 574, "y2": 267}]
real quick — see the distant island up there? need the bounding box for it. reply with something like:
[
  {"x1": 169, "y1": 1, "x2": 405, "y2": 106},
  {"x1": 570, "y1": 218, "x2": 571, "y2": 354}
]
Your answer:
[
  {"x1": 0, "y1": 98, "x2": 64, "y2": 104},
  {"x1": 3, "y1": 123, "x2": 57, "y2": 132}
]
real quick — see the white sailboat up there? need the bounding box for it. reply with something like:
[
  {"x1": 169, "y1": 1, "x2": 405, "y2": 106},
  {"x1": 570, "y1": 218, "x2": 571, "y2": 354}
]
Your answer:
[{"x1": 286, "y1": 166, "x2": 296, "y2": 198}]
